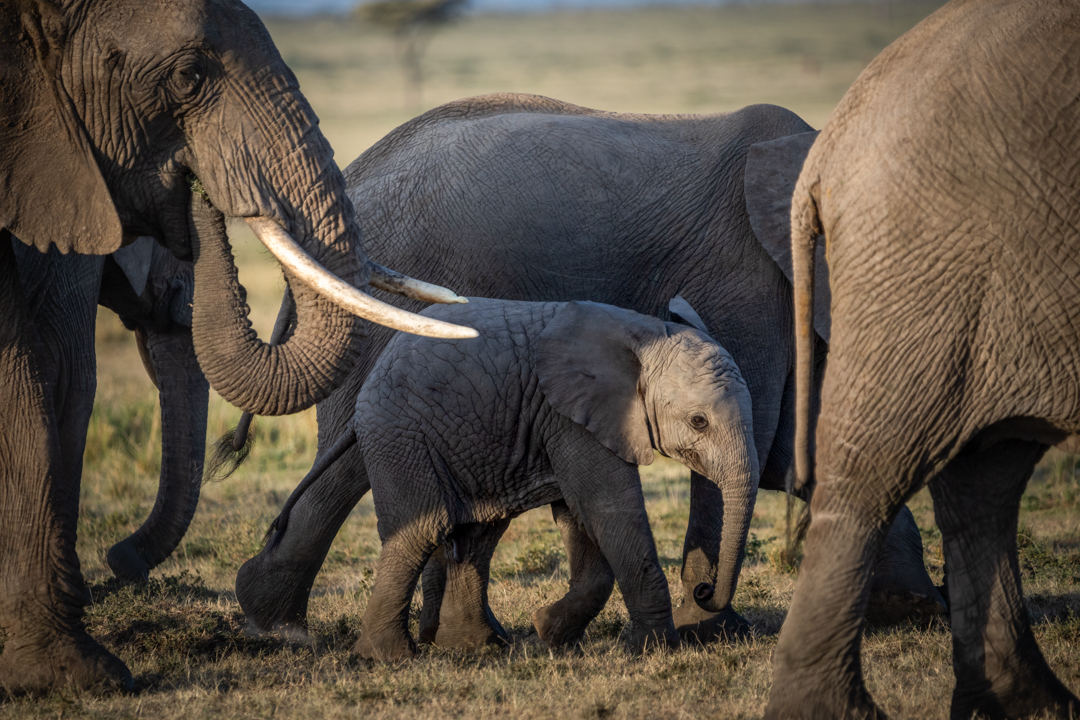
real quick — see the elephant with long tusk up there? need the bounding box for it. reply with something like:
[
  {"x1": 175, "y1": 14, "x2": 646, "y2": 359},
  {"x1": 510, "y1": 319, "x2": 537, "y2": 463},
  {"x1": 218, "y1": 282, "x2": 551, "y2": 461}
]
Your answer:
[{"x1": 0, "y1": 0, "x2": 471, "y2": 694}]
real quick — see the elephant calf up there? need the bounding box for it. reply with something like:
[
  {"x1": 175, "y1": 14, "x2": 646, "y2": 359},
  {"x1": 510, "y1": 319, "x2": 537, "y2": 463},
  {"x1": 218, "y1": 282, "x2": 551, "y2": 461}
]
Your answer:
[{"x1": 267, "y1": 298, "x2": 759, "y2": 660}]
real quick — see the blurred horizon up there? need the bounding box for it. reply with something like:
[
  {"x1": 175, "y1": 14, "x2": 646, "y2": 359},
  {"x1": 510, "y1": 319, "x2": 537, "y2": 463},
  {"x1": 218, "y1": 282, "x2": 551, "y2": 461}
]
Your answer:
[{"x1": 248, "y1": 0, "x2": 889, "y2": 17}]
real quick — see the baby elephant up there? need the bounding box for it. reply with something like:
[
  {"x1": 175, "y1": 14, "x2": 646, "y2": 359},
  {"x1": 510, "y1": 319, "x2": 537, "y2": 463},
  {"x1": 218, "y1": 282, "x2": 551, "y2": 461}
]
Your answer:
[{"x1": 270, "y1": 298, "x2": 759, "y2": 661}]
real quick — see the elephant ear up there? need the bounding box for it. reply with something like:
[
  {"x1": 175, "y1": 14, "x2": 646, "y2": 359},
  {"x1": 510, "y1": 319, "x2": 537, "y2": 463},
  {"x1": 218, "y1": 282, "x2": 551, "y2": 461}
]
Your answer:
[
  {"x1": 0, "y1": 3, "x2": 123, "y2": 254},
  {"x1": 111, "y1": 236, "x2": 155, "y2": 296},
  {"x1": 744, "y1": 130, "x2": 832, "y2": 342},
  {"x1": 668, "y1": 294, "x2": 709, "y2": 335},
  {"x1": 537, "y1": 301, "x2": 663, "y2": 466}
]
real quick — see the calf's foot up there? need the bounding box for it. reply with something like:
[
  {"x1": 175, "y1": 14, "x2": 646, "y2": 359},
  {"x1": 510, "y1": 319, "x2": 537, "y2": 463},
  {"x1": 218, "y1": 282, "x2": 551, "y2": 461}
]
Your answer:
[
  {"x1": 625, "y1": 620, "x2": 680, "y2": 653},
  {"x1": 672, "y1": 600, "x2": 752, "y2": 644},
  {"x1": 532, "y1": 599, "x2": 599, "y2": 647},
  {"x1": 352, "y1": 631, "x2": 416, "y2": 662}
]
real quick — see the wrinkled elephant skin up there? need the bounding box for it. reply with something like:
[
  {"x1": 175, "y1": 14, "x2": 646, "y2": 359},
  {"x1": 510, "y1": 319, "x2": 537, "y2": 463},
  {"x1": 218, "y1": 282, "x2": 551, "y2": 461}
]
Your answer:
[
  {"x1": 236, "y1": 94, "x2": 941, "y2": 645},
  {"x1": 0, "y1": 0, "x2": 444, "y2": 694},
  {"x1": 767, "y1": 2, "x2": 1080, "y2": 718},
  {"x1": 266, "y1": 299, "x2": 758, "y2": 659}
]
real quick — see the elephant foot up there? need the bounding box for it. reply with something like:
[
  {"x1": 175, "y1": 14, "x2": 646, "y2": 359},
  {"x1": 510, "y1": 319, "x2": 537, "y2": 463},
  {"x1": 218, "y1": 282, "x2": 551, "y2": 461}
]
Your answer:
[
  {"x1": 763, "y1": 690, "x2": 887, "y2": 720},
  {"x1": 106, "y1": 541, "x2": 151, "y2": 584},
  {"x1": 431, "y1": 621, "x2": 508, "y2": 650},
  {"x1": 864, "y1": 588, "x2": 946, "y2": 626},
  {"x1": 867, "y1": 505, "x2": 947, "y2": 626},
  {"x1": 951, "y1": 656, "x2": 1080, "y2": 720},
  {"x1": 625, "y1": 620, "x2": 680, "y2": 654},
  {"x1": 352, "y1": 632, "x2": 416, "y2": 662},
  {"x1": 417, "y1": 612, "x2": 439, "y2": 645},
  {"x1": 0, "y1": 631, "x2": 133, "y2": 695},
  {"x1": 953, "y1": 686, "x2": 1080, "y2": 720},
  {"x1": 235, "y1": 553, "x2": 311, "y2": 637},
  {"x1": 672, "y1": 601, "x2": 752, "y2": 644},
  {"x1": 429, "y1": 605, "x2": 509, "y2": 650},
  {"x1": 532, "y1": 601, "x2": 595, "y2": 647}
]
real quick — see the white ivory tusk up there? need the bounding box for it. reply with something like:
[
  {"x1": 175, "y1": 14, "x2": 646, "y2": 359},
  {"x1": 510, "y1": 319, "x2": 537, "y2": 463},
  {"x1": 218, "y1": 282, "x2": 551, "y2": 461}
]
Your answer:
[
  {"x1": 245, "y1": 216, "x2": 477, "y2": 339},
  {"x1": 366, "y1": 261, "x2": 469, "y2": 305}
]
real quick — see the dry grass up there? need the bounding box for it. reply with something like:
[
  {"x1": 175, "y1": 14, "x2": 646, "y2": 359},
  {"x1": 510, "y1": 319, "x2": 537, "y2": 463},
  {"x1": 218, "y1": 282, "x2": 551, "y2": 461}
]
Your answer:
[{"x1": 10, "y1": 2, "x2": 1080, "y2": 718}]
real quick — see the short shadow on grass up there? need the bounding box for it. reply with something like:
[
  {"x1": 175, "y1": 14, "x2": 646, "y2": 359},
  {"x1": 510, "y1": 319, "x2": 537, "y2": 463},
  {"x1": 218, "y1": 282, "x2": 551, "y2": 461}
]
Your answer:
[
  {"x1": 1028, "y1": 591, "x2": 1080, "y2": 629},
  {"x1": 82, "y1": 572, "x2": 319, "y2": 695}
]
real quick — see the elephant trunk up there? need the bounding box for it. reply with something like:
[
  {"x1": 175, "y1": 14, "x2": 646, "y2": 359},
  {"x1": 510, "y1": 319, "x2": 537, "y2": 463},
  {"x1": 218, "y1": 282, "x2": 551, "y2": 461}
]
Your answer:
[
  {"x1": 186, "y1": 72, "x2": 473, "y2": 416},
  {"x1": 682, "y1": 389, "x2": 760, "y2": 613},
  {"x1": 107, "y1": 325, "x2": 209, "y2": 582},
  {"x1": 189, "y1": 194, "x2": 368, "y2": 416}
]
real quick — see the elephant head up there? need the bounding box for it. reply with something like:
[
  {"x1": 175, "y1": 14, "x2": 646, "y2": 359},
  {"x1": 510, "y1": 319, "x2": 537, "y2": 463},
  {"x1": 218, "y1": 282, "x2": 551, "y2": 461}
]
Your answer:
[
  {"x1": 0, "y1": 0, "x2": 471, "y2": 417},
  {"x1": 536, "y1": 300, "x2": 761, "y2": 612}
]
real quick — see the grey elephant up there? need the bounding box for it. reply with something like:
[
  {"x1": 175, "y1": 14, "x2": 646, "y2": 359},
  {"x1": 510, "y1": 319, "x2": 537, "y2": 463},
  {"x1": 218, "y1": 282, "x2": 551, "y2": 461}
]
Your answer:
[
  {"x1": 268, "y1": 298, "x2": 758, "y2": 660},
  {"x1": 763, "y1": 2, "x2": 1080, "y2": 718},
  {"x1": 235, "y1": 93, "x2": 943, "y2": 645},
  {"x1": 97, "y1": 239, "x2": 209, "y2": 584},
  {"x1": 0, "y1": 0, "x2": 468, "y2": 694}
]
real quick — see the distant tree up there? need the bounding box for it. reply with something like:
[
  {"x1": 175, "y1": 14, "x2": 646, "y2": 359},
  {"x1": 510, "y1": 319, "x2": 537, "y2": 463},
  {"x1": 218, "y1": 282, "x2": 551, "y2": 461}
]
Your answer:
[{"x1": 356, "y1": 0, "x2": 469, "y2": 109}]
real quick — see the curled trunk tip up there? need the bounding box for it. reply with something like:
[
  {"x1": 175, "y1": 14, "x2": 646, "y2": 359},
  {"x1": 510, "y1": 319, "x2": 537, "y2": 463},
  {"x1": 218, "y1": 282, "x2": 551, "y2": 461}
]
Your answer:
[{"x1": 693, "y1": 582, "x2": 715, "y2": 607}]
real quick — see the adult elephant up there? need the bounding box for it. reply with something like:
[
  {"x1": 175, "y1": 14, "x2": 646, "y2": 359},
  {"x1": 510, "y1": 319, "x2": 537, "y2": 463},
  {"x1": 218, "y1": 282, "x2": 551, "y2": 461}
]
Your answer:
[
  {"x1": 235, "y1": 94, "x2": 943, "y2": 644},
  {"x1": 765, "y1": 2, "x2": 1080, "y2": 718},
  {"x1": 0, "y1": 0, "x2": 470, "y2": 695}
]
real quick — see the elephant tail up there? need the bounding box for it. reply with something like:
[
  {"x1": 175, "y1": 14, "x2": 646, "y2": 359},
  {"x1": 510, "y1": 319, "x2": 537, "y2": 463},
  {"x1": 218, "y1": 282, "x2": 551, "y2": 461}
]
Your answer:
[
  {"x1": 203, "y1": 422, "x2": 257, "y2": 483},
  {"x1": 785, "y1": 173, "x2": 823, "y2": 560},
  {"x1": 790, "y1": 175, "x2": 822, "y2": 495},
  {"x1": 266, "y1": 425, "x2": 358, "y2": 545}
]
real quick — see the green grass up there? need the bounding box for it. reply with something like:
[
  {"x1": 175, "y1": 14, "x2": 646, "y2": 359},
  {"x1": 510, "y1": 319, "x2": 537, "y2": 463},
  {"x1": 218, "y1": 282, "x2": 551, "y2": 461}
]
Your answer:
[{"x1": 15, "y1": 2, "x2": 1080, "y2": 718}]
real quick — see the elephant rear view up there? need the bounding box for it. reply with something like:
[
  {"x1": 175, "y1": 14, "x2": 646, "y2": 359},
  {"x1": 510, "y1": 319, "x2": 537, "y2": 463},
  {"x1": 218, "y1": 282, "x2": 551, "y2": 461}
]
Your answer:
[
  {"x1": 767, "y1": 1, "x2": 1080, "y2": 718},
  {"x1": 267, "y1": 298, "x2": 759, "y2": 660}
]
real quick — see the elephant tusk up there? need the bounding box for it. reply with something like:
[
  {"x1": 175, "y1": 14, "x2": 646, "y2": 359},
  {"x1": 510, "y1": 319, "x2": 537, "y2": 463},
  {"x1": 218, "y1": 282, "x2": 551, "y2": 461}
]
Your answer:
[
  {"x1": 366, "y1": 261, "x2": 468, "y2": 305},
  {"x1": 245, "y1": 217, "x2": 478, "y2": 339}
]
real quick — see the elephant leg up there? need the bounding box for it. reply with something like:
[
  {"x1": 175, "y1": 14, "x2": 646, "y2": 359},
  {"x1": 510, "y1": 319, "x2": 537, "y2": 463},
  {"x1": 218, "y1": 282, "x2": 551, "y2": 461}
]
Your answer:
[
  {"x1": 421, "y1": 519, "x2": 511, "y2": 649},
  {"x1": 353, "y1": 519, "x2": 435, "y2": 662},
  {"x1": 764, "y1": 362, "x2": 944, "y2": 629},
  {"x1": 765, "y1": 454, "x2": 895, "y2": 717},
  {"x1": 532, "y1": 500, "x2": 615, "y2": 647},
  {"x1": 0, "y1": 244, "x2": 130, "y2": 694},
  {"x1": 865, "y1": 505, "x2": 947, "y2": 625},
  {"x1": 672, "y1": 470, "x2": 752, "y2": 643},
  {"x1": 553, "y1": 444, "x2": 678, "y2": 653},
  {"x1": 930, "y1": 439, "x2": 1079, "y2": 720},
  {"x1": 108, "y1": 327, "x2": 208, "y2": 582},
  {"x1": 236, "y1": 447, "x2": 369, "y2": 635},
  {"x1": 417, "y1": 545, "x2": 448, "y2": 644}
]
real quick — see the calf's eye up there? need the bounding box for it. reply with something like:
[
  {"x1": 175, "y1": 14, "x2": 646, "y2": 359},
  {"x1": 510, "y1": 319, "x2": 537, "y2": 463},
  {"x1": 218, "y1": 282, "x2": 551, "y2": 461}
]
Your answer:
[{"x1": 689, "y1": 414, "x2": 709, "y2": 431}]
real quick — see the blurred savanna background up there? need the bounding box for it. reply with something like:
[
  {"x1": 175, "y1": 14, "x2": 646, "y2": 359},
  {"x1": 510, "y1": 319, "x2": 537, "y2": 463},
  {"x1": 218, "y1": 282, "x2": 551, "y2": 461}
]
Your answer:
[{"x1": 36, "y1": 1, "x2": 1080, "y2": 717}]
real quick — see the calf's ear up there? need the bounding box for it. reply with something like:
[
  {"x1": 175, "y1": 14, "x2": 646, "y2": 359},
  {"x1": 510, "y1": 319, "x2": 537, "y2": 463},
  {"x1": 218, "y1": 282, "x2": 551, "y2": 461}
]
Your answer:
[
  {"x1": 668, "y1": 294, "x2": 709, "y2": 334},
  {"x1": 536, "y1": 301, "x2": 665, "y2": 466}
]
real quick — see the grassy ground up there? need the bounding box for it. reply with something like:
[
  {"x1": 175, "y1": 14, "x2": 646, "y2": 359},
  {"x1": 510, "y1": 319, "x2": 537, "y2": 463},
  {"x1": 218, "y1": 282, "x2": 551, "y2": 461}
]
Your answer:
[{"x1": 9, "y1": 2, "x2": 1080, "y2": 718}]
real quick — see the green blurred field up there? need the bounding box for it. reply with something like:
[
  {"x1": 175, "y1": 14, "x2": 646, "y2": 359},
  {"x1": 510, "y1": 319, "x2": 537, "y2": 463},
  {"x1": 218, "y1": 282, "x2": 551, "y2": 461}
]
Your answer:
[{"x1": 14, "y1": 2, "x2": 1080, "y2": 718}]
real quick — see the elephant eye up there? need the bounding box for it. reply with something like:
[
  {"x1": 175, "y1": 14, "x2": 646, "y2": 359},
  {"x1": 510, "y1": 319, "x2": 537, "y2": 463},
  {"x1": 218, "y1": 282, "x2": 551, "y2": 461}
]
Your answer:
[
  {"x1": 168, "y1": 56, "x2": 207, "y2": 99},
  {"x1": 689, "y1": 413, "x2": 709, "y2": 431}
]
